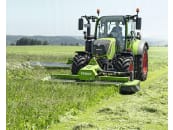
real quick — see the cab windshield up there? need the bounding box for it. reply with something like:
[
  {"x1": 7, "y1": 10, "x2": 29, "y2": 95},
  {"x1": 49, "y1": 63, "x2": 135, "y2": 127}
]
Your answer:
[{"x1": 96, "y1": 16, "x2": 125, "y2": 39}]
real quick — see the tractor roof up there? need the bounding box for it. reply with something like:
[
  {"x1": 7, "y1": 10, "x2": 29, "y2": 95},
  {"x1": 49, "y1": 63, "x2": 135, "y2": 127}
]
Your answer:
[{"x1": 99, "y1": 15, "x2": 125, "y2": 22}]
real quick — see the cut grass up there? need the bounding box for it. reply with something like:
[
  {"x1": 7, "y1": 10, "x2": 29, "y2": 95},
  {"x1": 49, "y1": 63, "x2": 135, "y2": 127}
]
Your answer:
[
  {"x1": 6, "y1": 46, "x2": 168, "y2": 130},
  {"x1": 7, "y1": 66, "x2": 116, "y2": 129},
  {"x1": 50, "y1": 67, "x2": 167, "y2": 130}
]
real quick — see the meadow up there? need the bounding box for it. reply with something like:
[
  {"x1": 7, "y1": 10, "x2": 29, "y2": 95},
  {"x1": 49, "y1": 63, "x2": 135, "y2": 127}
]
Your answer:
[{"x1": 6, "y1": 46, "x2": 168, "y2": 130}]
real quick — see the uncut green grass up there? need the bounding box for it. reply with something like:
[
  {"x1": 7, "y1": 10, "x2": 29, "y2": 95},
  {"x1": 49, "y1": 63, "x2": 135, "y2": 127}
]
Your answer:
[
  {"x1": 6, "y1": 46, "x2": 116, "y2": 130},
  {"x1": 6, "y1": 46, "x2": 168, "y2": 130},
  {"x1": 7, "y1": 45, "x2": 84, "y2": 63}
]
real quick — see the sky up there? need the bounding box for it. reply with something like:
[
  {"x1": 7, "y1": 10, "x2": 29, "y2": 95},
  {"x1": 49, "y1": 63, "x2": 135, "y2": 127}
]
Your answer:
[{"x1": 6, "y1": 0, "x2": 167, "y2": 39}]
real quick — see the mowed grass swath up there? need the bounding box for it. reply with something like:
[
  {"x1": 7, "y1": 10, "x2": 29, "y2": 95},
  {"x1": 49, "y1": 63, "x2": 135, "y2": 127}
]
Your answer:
[{"x1": 6, "y1": 46, "x2": 167, "y2": 130}]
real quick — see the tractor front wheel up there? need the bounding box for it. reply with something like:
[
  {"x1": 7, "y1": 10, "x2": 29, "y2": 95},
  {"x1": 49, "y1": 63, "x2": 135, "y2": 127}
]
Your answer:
[
  {"x1": 114, "y1": 56, "x2": 134, "y2": 73},
  {"x1": 71, "y1": 54, "x2": 90, "y2": 74},
  {"x1": 113, "y1": 55, "x2": 139, "y2": 94}
]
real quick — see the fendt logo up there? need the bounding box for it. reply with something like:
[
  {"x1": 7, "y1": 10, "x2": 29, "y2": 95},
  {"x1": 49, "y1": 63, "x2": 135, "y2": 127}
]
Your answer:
[{"x1": 80, "y1": 71, "x2": 92, "y2": 76}]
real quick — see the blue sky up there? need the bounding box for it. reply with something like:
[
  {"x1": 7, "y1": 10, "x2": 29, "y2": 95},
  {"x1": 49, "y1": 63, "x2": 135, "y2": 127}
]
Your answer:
[{"x1": 7, "y1": 0, "x2": 167, "y2": 39}]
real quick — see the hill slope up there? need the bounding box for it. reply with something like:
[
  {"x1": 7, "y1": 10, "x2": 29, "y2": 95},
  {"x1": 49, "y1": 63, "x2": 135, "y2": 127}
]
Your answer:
[{"x1": 6, "y1": 35, "x2": 167, "y2": 46}]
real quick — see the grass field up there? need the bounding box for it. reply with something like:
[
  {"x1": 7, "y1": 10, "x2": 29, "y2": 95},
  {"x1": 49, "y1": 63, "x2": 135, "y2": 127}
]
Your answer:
[{"x1": 6, "y1": 46, "x2": 168, "y2": 130}]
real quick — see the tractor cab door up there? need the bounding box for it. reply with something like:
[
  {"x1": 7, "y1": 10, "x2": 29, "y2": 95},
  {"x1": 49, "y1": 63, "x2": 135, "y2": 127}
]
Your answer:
[
  {"x1": 127, "y1": 19, "x2": 137, "y2": 39},
  {"x1": 126, "y1": 19, "x2": 140, "y2": 49}
]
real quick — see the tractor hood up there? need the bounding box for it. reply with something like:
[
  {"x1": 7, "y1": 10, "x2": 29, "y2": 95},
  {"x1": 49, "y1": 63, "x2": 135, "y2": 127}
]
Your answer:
[{"x1": 92, "y1": 38, "x2": 116, "y2": 60}]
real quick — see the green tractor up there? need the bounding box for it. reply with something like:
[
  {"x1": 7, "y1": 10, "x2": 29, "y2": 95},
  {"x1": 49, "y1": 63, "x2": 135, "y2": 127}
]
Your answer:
[{"x1": 51, "y1": 8, "x2": 149, "y2": 94}]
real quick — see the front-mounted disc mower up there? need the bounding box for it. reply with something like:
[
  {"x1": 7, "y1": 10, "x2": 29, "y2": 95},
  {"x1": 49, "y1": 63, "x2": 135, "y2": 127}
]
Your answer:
[{"x1": 49, "y1": 8, "x2": 149, "y2": 94}]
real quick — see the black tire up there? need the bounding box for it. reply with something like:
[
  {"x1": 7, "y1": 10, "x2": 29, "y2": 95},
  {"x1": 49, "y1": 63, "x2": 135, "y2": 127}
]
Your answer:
[
  {"x1": 120, "y1": 85, "x2": 140, "y2": 95},
  {"x1": 114, "y1": 56, "x2": 137, "y2": 94},
  {"x1": 114, "y1": 56, "x2": 134, "y2": 72},
  {"x1": 71, "y1": 54, "x2": 90, "y2": 74},
  {"x1": 135, "y1": 46, "x2": 148, "y2": 81}
]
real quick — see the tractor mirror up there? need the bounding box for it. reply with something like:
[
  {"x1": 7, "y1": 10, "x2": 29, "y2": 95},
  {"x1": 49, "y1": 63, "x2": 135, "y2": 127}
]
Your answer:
[
  {"x1": 78, "y1": 18, "x2": 83, "y2": 30},
  {"x1": 136, "y1": 17, "x2": 142, "y2": 30}
]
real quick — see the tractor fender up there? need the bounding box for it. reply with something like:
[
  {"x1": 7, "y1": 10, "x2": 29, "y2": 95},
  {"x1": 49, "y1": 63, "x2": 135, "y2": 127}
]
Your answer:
[
  {"x1": 75, "y1": 51, "x2": 89, "y2": 56},
  {"x1": 137, "y1": 41, "x2": 149, "y2": 55}
]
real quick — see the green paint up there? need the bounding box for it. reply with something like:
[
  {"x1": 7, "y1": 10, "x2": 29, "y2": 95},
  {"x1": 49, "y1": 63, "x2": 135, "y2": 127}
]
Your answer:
[
  {"x1": 77, "y1": 57, "x2": 102, "y2": 81},
  {"x1": 78, "y1": 65, "x2": 100, "y2": 81},
  {"x1": 88, "y1": 57, "x2": 99, "y2": 65},
  {"x1": 132, "y1": 39, "x2": 140, "y2": 55},
  {"x1": 126, "y1": 39, "x2": 140, "y2": 55},
  {"x1": 94, "y1": 38, "x2": 116, "y2": 60},
  {"x1": 98, "y1": 76, "x2": 129, "y2": 82},
  {"x1": 122, "y1": 79, "x2": 140, "y2": 86},
  {"x1": 51, "y1": 74, "x2": 79, "y2": 80}
]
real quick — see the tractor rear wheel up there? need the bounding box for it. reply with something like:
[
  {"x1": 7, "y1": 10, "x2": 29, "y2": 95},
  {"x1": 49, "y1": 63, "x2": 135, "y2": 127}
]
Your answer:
[
  {"x1": 135, "y1": 46, "x2": 148, "y2": 81},
  {"x1": 71, "y1": 54, "x2": 90, "y2": 74}
]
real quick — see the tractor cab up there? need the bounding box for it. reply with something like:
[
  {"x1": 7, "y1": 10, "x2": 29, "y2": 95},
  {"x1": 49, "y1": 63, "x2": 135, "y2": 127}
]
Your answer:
[
  {"x1": 95, "y1": 15, "x2": 142, "y2": 51},
  {"x1": 78, "y1": 9, "x2": 142, "y2": 56},
  {"x1": 96, "y1": 16, "x2": 126, "y2": 52}
]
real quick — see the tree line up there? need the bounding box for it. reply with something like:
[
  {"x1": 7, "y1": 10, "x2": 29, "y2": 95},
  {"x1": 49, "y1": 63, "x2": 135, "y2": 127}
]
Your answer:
[
  {"x1": 9, "y1": 37, "x2": 81, "y2": 46},
  {"x1": 15, "y1": 37, "x2": 49, "y2": 46}
]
